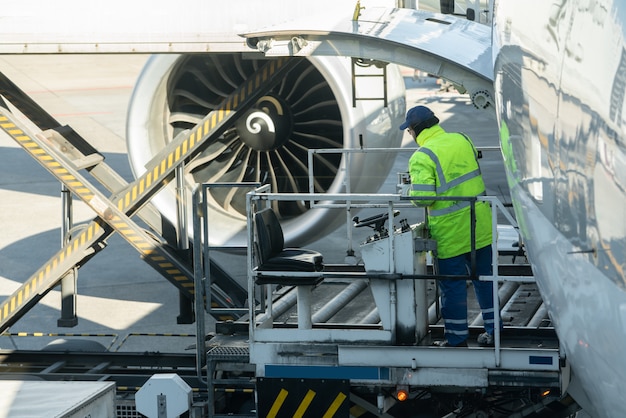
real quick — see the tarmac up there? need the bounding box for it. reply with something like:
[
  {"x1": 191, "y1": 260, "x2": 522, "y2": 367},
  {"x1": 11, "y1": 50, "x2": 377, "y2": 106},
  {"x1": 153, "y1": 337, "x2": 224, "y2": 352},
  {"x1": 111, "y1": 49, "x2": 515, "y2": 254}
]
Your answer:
[{"x1": 0, "y1": 55, "x2": 504, "y2": 353}]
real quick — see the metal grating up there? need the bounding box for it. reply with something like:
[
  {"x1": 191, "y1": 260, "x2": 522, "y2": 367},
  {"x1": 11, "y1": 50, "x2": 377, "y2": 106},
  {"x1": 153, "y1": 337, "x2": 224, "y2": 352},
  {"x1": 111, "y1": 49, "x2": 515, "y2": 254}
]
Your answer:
[
  {"x1": 116, "y1": 400, "x2": 145, "y2": 418},
  {"x1": 207, "y1": 345, "x2": 249, "y2": 361}
]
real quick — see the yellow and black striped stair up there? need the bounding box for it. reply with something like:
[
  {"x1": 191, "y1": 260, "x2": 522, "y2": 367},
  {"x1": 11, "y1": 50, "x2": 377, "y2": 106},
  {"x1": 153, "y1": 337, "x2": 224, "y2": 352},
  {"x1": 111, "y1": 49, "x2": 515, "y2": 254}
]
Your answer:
[{"x1": 0, "y1": 57, "x2": 297, "y2": 332}]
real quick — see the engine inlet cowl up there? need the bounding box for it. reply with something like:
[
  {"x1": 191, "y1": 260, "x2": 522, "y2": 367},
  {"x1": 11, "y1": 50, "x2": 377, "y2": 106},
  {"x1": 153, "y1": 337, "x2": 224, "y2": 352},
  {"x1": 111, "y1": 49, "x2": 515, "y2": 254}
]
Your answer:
[{"x1": 126, "y1": 54, "x2": 405, "y2": 247}]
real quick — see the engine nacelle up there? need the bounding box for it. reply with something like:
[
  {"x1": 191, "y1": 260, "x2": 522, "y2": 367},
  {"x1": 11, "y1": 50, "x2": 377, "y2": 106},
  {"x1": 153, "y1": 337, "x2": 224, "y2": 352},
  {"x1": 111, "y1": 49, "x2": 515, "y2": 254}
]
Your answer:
[{"x1": 126, "y1": 54, "x2": 405, "y2": 246}]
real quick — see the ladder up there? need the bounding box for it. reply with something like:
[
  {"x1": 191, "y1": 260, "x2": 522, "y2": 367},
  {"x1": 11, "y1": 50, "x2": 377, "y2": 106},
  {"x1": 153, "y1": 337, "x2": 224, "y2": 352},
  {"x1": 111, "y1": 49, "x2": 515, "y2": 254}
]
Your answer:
[
  {"x1": 0, "y1": 57, "x2": 298, "y2": 333},
  {"x1": 351, "y1": 57, "x2": 388, "y2": 107}
]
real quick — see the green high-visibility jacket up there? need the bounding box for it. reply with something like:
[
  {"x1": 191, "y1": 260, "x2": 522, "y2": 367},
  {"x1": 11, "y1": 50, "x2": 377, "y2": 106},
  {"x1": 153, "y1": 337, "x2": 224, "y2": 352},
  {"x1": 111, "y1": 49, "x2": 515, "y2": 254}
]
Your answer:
[{"x1": 408, "y1": 125, "x2": 492, "y2": 259}]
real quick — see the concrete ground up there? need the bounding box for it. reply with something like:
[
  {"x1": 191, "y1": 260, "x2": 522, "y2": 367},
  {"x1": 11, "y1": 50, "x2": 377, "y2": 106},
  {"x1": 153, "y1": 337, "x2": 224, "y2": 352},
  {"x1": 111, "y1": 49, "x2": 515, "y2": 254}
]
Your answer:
[{"x1": 0, "y1": 55, "x2": 504, "y2": 353}]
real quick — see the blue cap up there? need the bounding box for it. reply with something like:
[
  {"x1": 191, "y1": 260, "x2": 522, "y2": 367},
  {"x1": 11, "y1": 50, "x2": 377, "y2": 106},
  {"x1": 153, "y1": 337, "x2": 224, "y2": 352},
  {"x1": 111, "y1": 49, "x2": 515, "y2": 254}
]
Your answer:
[{"x1": 399, "y1": 106, "x2": 437, "y2": 130}]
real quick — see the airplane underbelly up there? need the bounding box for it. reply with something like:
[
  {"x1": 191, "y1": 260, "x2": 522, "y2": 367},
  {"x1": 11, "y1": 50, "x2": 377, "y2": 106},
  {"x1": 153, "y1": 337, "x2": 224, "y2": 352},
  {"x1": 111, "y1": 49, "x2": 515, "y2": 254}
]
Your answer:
[
  {"x1": 511, "y1": 185, "x2": 626, "y2": 418},
  {"x1": 495, "y1": 1, "x2": 626, "y2": 416}
]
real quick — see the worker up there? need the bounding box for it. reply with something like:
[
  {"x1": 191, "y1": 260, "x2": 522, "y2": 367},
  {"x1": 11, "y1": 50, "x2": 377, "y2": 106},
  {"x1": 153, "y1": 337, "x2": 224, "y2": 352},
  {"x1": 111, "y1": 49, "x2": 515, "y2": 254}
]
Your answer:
[{"x1": 400, "y1": 105, "x2": 496, "y2": 347}]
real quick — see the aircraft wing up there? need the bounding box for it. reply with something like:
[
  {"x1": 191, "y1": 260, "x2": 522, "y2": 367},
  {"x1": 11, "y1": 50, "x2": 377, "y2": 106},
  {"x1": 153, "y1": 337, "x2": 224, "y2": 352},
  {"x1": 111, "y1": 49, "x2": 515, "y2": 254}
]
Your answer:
[
  {"x1": 0, "y1": 3, "x2": 493, "y2": 107},
  {"x1": 241, "y1": 7, "x2": 494, "y2": 107}
]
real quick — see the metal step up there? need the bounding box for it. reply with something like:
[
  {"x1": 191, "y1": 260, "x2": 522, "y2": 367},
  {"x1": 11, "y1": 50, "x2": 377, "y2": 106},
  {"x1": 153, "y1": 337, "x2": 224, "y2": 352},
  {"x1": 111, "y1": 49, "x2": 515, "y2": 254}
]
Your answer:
[{"x1": 206, "y1": 338, "x2": 254, "y2": 418}]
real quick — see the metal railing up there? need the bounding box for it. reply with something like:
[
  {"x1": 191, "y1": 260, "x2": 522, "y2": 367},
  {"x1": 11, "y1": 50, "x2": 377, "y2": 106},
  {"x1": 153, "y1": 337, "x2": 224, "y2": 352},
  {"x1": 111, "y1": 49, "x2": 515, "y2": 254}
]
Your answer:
[{"x1": 245, "y1": 185, "x2": 531, "y2": 365}]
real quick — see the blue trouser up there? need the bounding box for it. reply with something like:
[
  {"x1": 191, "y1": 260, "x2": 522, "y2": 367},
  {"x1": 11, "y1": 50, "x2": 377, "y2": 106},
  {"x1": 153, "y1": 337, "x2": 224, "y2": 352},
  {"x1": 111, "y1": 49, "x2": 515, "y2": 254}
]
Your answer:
[{"x1": 436, "y1": 245, "x2": 495, "y2": 345}]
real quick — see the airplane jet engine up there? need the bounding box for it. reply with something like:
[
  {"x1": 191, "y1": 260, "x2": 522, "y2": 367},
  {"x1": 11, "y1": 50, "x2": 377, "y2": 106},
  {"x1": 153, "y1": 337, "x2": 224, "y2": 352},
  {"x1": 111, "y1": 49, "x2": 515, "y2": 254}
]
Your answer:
[{"x1": 126, "y1": 54, "x2": 406, "y2": 246}]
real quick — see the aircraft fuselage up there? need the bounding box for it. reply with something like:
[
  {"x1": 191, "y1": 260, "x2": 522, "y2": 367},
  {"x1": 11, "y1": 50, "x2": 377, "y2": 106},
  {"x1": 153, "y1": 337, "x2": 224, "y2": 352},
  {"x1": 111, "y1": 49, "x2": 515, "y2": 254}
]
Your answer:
[{"x1": 493, "y1": 1, "x2": 626, "y2": 416}]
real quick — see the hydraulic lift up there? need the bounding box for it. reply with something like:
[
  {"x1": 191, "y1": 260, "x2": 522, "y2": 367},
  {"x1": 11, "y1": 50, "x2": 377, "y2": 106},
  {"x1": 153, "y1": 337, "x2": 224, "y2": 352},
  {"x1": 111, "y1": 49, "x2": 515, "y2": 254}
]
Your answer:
[{"x1": 193, "y1": 186, "x2": 570, "y2": 417}]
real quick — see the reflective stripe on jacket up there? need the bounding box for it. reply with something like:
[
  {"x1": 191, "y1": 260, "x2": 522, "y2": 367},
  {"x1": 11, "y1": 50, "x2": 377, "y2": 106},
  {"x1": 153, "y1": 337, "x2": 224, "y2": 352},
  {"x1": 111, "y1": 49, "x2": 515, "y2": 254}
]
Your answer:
[{"x1": 408, "y1": 125, "x2": 492, "y2": 258}]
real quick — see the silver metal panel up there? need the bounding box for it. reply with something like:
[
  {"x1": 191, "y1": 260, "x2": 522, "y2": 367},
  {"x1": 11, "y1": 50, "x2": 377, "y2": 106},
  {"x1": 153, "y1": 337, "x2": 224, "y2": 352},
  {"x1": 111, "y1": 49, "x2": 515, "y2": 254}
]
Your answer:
[
  {"x1": 0, "y1": 380, "x2": 116, "y2": 418},
  {"x1": 402, "y1": 367, "x2": 489, "y2": 387},
  {"x1": 338, "y1": 345, "x2": 561, "y2": 372},
  {"x1": 253, "y1": 328, "x2": 393, "y2": 344}
]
